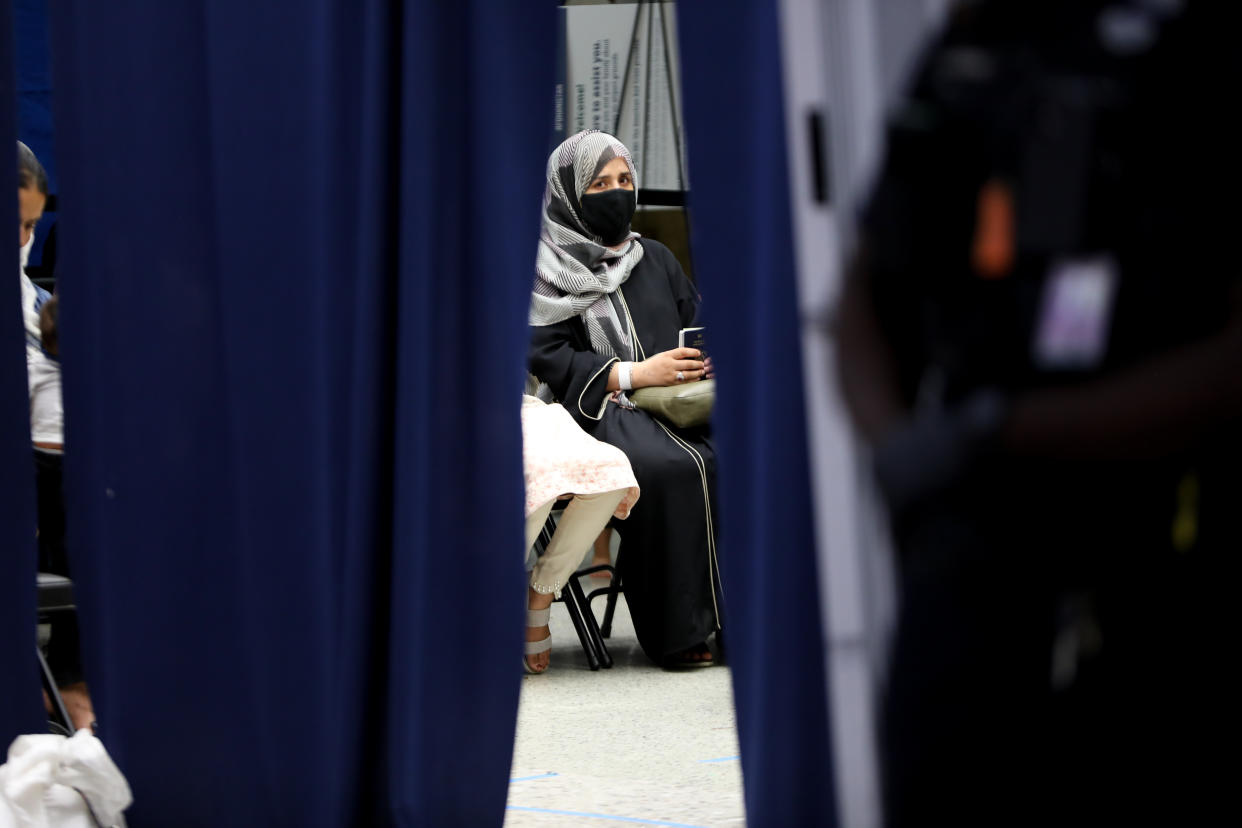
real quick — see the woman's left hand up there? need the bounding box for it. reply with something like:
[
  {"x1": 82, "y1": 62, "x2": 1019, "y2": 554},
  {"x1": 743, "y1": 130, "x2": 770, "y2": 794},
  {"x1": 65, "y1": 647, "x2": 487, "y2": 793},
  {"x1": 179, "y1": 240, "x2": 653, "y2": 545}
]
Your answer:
[{"x1": 703, "y1": 357, "x2": 714, "y2": 380}]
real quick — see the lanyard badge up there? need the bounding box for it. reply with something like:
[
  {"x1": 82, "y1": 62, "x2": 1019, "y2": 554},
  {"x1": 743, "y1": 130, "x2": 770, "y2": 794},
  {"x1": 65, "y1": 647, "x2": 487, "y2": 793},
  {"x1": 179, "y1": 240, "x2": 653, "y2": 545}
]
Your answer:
[{"x1": 1032, "y1": 256, "x2": 1119, "y2": 371}]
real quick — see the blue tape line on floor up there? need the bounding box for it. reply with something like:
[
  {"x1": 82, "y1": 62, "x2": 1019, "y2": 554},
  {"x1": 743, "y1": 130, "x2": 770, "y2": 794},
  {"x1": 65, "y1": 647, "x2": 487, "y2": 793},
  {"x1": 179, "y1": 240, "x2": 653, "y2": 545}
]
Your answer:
[
  {"x1": 505, "y1": 807, "x2": 708, "y2": 827},
  {"x1": 697, "y1": 755, "x2": 739, "y2": 764},
  {"x1": 510, "y1": 772, "x2": 560, "y2": 782}
]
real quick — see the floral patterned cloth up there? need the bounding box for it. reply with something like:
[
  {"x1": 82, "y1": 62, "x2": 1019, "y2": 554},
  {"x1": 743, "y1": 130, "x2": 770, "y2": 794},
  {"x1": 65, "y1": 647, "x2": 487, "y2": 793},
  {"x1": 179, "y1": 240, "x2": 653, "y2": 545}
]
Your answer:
[{"x1": 522, "y1": 395, "x2": 639, "y2": 518}]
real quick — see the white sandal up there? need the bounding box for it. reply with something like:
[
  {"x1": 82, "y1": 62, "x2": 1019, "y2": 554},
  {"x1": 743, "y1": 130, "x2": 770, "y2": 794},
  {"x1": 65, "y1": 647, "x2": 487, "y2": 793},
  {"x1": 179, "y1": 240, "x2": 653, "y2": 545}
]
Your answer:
[{"x1": 523, "y1": 606, "x2": 552, "y2": 674}]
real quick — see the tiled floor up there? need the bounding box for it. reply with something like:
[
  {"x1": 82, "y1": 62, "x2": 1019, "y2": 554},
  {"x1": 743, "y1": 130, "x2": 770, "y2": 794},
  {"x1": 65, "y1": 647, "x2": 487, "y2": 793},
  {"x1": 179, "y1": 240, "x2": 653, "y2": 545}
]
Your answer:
[{"x1": 506, "y1": 575, "x2": 746, "y2": 827}]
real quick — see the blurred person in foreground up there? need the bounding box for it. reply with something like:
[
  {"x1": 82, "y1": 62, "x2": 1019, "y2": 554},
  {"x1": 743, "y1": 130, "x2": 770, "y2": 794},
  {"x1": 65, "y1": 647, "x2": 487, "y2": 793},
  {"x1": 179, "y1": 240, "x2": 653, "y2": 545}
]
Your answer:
[{"x1": 834, "y1": 1, "x2": 1241, "y2": 824}]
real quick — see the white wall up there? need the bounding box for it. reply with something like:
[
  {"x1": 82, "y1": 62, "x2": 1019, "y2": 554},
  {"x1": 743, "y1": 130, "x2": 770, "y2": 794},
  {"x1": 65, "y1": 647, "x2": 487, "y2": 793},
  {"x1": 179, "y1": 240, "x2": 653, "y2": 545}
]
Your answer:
[{"x1": 776, "y1": 2, "x2": 946, "y2": 825}]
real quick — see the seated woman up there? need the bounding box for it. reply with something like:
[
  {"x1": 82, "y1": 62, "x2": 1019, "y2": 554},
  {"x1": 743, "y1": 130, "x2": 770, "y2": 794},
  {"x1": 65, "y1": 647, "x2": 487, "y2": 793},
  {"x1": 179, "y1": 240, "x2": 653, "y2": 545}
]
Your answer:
[
  {"x1": 528, "y1": 130, "x2": 721, "y2": 669},
  {"x1": 521, "y1": 394, "x2": 638, "y2": 674},
  {"x1": 17, "y1": 145, "x2": 96, "y2": 730}
]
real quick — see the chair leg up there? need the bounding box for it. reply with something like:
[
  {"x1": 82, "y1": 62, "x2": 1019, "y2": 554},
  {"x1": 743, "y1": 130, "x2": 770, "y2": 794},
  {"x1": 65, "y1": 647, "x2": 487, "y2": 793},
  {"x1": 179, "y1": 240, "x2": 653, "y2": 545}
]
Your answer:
[
  {"x1": 601, "y1": 577, "x2": 620, "y2": 639},
  {"x1": 582, "y1": 565, "x2": 621, "y2": 639},
  {"x1": 537, "y1": 511, "x2": 557, "y2": 550},
  {"x1": 37, "y1": 644, "x2": 73, "y2": 735},
  {"x1": 560, "y1": 588, "x2": 600, "y2": 671},
  {"x1": 566, "y1": 577, "x2": 611, "y2": 668}
]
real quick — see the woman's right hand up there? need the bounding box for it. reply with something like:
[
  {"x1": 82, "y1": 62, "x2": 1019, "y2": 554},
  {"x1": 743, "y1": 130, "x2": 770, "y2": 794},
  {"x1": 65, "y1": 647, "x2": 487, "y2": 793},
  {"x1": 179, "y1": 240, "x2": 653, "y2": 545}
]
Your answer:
[{"x1": 634, "y1": 348, "x2": 705, "y2": 388}]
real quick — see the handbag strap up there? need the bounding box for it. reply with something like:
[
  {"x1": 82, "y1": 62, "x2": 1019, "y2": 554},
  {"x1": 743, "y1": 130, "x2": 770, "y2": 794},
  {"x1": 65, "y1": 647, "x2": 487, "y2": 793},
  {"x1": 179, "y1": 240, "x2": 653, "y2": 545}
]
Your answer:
[{"x1": 616, "y1": 288, "x2": 648, "y2": 361}]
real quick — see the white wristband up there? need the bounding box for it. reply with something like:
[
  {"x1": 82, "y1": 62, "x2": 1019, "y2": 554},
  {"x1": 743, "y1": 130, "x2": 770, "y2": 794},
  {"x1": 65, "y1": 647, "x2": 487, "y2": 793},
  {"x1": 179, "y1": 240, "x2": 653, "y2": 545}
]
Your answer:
[{"x1": 618, "y1": 361, "x2": 634, "y2": 391}]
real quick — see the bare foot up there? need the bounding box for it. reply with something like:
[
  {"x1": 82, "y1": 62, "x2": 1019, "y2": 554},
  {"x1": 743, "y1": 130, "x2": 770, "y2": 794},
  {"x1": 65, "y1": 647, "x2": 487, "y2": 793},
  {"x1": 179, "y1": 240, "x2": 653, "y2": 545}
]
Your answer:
[
  {"x1": 525, "y1": 588, "x2": 553, "y2": 673},
  {"x1": 590, "y1": 528, "x2": 612, "y2": 578},
  {"x1": 663, "y1": 642, "x2": 714, "y2": 669}
]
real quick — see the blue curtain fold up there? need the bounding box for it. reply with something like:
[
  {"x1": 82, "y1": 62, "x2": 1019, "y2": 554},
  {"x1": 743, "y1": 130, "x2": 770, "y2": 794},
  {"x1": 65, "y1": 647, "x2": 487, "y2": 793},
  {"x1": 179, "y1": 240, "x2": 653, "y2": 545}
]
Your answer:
[
  {"x1": 13, "y1": 0, "x2": 53, "y2": 190},
  {"x1": 677, "y1": 2, "x2": 839, "y2": 823},
  {"x1": 45, "y1": 1, "x2": 552, "y2": 823},
  {"x1": 2, "y1": 0, "x2": 46, "y2": 750},
  {"x1": 14, "y1": 0, "x2": 56, "y2": 272}
]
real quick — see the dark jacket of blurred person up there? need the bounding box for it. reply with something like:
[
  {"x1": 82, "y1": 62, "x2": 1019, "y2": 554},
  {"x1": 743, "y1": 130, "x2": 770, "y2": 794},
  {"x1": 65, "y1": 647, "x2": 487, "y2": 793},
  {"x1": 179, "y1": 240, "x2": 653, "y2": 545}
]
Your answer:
[{"x1": 834, "y1": 1, "x2": 1241, "y2": 824}]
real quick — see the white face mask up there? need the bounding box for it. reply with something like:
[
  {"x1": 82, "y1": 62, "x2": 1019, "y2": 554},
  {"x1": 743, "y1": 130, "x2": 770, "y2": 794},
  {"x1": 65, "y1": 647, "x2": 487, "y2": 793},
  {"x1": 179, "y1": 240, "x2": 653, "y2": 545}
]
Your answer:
[{"x1": 19, "y1": 232, "x2": 35, "y2": 271}]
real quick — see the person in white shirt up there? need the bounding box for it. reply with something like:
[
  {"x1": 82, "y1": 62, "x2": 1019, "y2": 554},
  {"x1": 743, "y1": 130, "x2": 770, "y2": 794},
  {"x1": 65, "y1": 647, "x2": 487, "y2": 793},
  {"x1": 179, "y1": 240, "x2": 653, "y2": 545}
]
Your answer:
[
  {"x1": 17, "y1": 143, "x2": 64, "y2": 452},
  {"x1": 30, "y1": 296, "x2": 62, "y2": 451},
  {"x1": 18, "y1": 142, "x2": 92, "y2": 731}
]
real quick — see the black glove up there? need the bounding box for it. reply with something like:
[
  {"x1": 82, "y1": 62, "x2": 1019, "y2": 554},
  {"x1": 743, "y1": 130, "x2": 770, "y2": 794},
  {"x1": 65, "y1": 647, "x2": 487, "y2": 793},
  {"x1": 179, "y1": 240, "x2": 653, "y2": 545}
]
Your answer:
[{"x1": 872, "y1": 389, "x2": 1008, "y2": 515}]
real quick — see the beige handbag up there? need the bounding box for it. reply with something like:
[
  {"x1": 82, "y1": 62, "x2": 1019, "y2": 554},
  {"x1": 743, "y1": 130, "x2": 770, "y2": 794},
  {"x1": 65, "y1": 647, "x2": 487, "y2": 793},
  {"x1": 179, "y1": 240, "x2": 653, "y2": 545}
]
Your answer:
[
  {"x1": 629, "y1": 379, "x2": 715, "y2": 429},
  {"x1": 616, "y1": 286, "x2": 715, "y2": 428}
]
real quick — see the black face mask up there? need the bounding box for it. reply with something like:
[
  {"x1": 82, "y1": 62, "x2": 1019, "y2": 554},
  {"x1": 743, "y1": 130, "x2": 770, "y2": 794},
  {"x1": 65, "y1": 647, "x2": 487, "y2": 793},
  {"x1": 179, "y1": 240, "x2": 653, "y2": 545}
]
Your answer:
[{"x1": 579, "y1": 188, "x2": 637, "y2": 245}]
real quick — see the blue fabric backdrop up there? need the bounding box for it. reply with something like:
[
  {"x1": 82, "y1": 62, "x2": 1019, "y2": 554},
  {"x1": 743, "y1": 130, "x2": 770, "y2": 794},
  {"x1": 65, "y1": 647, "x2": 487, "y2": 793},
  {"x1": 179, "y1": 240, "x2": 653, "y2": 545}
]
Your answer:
[
  {"x1": 12, "y1": 0, "x2": 52, "y2": 189},
  {"x1": 13, "y1": 0, "x2": 55, "y2": 270},
  {"x1": 2, "y1": 0, "x2": 46, "y2": 751},
  {"x1": 43, "y1": 1, "x2": 552, "y2": 823},
  {"x1": 677, "y1": 2, "x2": 839, "y2": 823}
]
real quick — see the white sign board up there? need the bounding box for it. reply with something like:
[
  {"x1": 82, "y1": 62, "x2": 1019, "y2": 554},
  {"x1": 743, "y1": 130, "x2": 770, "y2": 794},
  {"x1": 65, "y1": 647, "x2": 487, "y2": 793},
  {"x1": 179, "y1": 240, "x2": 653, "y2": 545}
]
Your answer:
[{"x1": 558, "y1": 2, "x2": 688, "y2": 192}]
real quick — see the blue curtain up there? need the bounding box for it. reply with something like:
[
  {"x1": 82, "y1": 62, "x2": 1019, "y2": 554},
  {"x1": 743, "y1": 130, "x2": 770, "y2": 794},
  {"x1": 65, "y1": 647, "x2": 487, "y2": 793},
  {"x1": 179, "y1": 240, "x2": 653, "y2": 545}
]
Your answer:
[
  {"x1": 2, "y1": 0, "x2": 46, "y2": 750},
  {"x1": 12, "y1": 0, "x2": 53, "y2": 188},
  {"x1": 13, "y1": 0, "x2": 56, "y2": 273},
  {"x1": 45, "y1": 1, "x2": 552, "y2": 823},
  {"x1": 677, "y1": 2, "x2": 839, "y2": 823}
]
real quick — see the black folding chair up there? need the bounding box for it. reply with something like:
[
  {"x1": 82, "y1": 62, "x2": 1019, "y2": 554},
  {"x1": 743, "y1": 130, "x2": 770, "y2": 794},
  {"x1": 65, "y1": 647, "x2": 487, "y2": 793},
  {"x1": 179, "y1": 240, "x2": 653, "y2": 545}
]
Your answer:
[
  {"x1": 37, "y1": 572, "x2": 76, "y2": 735},
  {"x1": 582, "y1": 559, "x2": 727, "y2": 666},
  {"x1": 580, "y1": 563, "x2": 622, "y2": 639}
]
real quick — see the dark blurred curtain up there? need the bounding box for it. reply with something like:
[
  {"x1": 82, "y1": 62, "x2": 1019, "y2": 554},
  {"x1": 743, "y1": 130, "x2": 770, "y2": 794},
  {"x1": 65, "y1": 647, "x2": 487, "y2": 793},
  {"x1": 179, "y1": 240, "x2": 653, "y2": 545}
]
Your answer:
[
  {"x1": 2, "y1": 0, "x2": 46, "y2": 750},
  {"x1": 45, "y1": 1, "x2": 552, "y2": 823},
  {"x1": 13, "y1": 0, "x2": 53, "y2": 187},
  {"x1": 14, "y1": 0, "x2": 57, "y2": 282},
  {"x1": 677, "y1": 1, "x2": 839, "y2": 823}
]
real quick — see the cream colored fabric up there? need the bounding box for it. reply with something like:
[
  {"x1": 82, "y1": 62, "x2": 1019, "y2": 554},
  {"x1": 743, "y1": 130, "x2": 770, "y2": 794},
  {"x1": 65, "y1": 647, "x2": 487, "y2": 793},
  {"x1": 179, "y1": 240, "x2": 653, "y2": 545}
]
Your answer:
[
  {"x1": 525, "y1": 489, "x2": 626, "y2": 595},
  {"x1": 521, "y1": 395, "x2": 639, "y2": 517},
  {"x1": 28, "y1": 353, "x2": 62, "y2": 447}
]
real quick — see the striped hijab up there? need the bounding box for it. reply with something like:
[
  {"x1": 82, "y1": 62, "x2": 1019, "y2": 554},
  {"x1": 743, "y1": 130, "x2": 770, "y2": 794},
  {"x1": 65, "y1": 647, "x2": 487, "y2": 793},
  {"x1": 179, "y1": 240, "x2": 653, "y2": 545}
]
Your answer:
[{"x1": 529, "y1": 130, "x2": 644, "y2": 361}]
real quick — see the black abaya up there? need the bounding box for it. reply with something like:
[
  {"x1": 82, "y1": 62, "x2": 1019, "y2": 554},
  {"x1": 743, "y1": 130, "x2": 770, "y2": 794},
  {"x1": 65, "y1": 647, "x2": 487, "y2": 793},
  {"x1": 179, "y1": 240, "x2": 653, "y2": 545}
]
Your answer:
[{"x1": 528, "y1": 239, "x2": 720, "y2": 663}]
